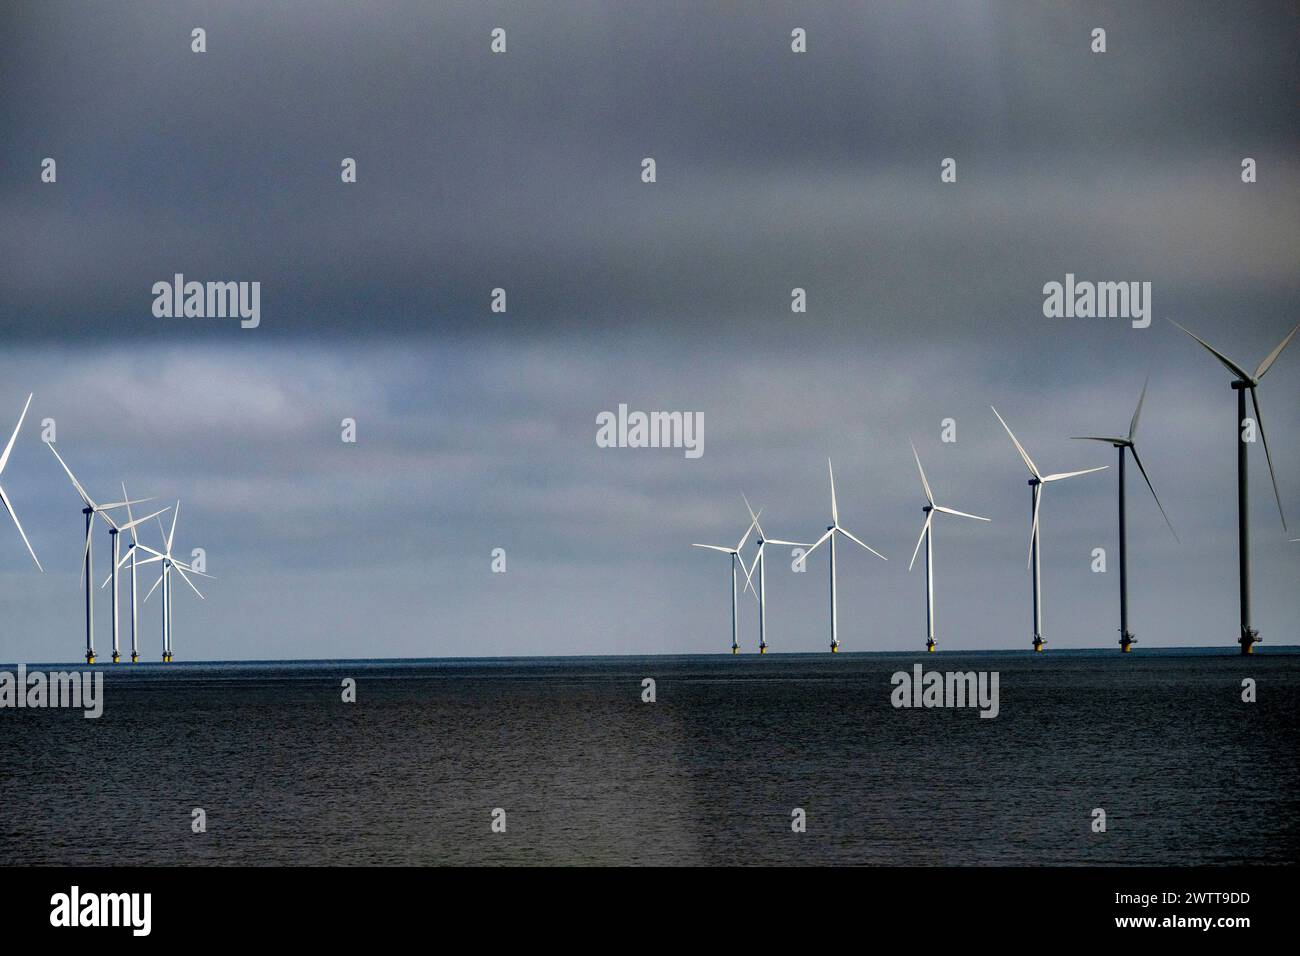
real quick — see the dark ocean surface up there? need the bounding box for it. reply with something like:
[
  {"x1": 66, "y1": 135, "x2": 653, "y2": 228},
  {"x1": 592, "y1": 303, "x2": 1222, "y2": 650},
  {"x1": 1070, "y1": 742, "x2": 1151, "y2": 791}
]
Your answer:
[{"x1": 1, "y1": 649, "x2": 1296, "y2": 866}]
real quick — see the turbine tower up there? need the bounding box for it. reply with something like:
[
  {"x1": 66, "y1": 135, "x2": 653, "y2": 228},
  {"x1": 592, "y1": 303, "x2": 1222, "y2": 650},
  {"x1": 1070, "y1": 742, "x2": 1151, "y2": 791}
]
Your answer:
[
  {"x1": 137, "y1": 502, "x2": 209, "y2": 662},
  {"x1": 740, "y1": 495, "x2": 807, "y2": 654},
  {"x1": 907, "y1": 441, "x2": 989, "y2": 653},
  {"x1": 692, "y1": 507, "x2": 760, "y2": 653},
  {"x1": 991, "y1": 407, "x2": 1107, "y2": 652},
  {"x1": 99, "y1": 487, "x2": 168, "y2": 663},
  {"x1": 1169, "y1": 319, "x2": 1297, "y2": 654},
  {"x1": 0, "y1": 393, "x2": 43, "y2": 571},
  {"x1": 800, "y1": 460, "x2": 887, "y2": 653},
  {"x1": 1071, "y1": 377, "x2": 1177, "y2": 652},
  {"x1": 48, "y1": 443, "x2": 150, "y2": 664}
]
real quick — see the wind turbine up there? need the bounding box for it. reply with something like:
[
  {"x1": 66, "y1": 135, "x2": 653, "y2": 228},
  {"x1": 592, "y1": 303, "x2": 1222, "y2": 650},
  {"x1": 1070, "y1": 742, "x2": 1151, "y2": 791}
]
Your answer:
[
  {"x1": 0, "y1": 393, "x2": 43, "y2": 571},
  {"x1": 907, "y1": 442, "x2": 989, "y2": 653},
  {"x1": 800, "y1": 460, "x2": 887, "y2": 653},
  {"x1": 991, "y1": 407, "x2": 1107, "y2": 652},
  {"x1": 692, "y1": 507, "x2": 760, "y2": 653},
  {"x1": 739, "y1": 495, "x2": 808, "y2": 654},
  {"x1": 1170, "y1": 320, "x2": 1298, "y2": 654},
  {"x1": 137, "y1": 502, "x2": 209, "y2": 662},
  {"x1": 1071, "y1": 377, "x2": 1178, "y2": 652},
  {"x1": 47, "y1": 443, "x2": 151, "y2": 664},
  {"x1": 98, "y1": 486, "x2": 169, "y2": 663}
]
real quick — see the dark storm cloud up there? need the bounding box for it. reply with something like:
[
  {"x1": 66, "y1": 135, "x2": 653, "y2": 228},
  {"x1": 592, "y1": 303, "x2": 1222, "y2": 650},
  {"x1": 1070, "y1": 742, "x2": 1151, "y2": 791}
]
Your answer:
[{"x1": 1, "y1": 1, "x2": 1297, "y2": 340}]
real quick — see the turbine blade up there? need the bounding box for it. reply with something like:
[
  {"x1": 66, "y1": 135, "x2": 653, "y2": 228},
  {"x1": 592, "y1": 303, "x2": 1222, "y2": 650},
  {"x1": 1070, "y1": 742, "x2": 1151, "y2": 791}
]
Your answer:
[
  {"x1": 910, "y1": 440, "x2": 933, "y2": 505},
  {"x1": 0, "y1": 483, "x2": 43, "y2": 571},
  {"x1": 131, "y1": 554, "x2": 165, "y2": 569},
  {"x1": 1249, "y1": 388, "x2": 1287, "y2": 530},
  {"x1": 171, "y1": 559, "x2": 213, "y2": 580},
  {"x1": 1028, "y1": 488, "x2": 1043, "y2": 571},
  {"x1": 836, "y1": 526, "x2": 887, "y2": 561},
  {"x1": 172, "y1": 562, "x2": 205, "y2": 600},
  {"x1": 1254, "y1": 321, "x2": 1300, "y2": 380},
  {"x1": 122, "y1": 482, "x2": 135, "y2": 535},
  {"x1": 118, "y1": 506, "x2": 169, "y2": 533},
  {"x1": 908, "y1": 513, "x2": 933, "y2": 571},
  {"x1": 0, "y1": 392, "x2": 33, "y2": 476},
  {"x1": 1168, "y1": 319, "x2": 1255, "y2": 381},
  {"x1": 1042, "y1": 466, "x2": 1108, "y2": 482},
  {"x1": 741, "y1": 493, "x2": 764, "y2": 541},
  {"x1": 991, "y1": 406, "x2": 1040, "y2": 478},
  {"x1": 763, "y1": 538, "x2": 812, "y2": 547},
  {"x1": 692, "y1": 543, "x2": 735, "y2": 554},
  {"x1": 1128, "y1": 445, "x2": 1178, "y2": 542},
  {"x1": 101, "y1": 543, "x2": 151, "y2": 587},
  {"x1": 735, "y1": 509, "x2": 760, "y2": 552},
  {"x1": 168, "y1": 501, "x2": 180, "y2": 552},
  {"x1": 741, "y1": 546, "x2": 758, "y2": 596},
  {"x1": 143, "y1": 571, "x2": 164, "y2": 603},
  {"x1": 802, "y1": 528, "x2": 834, "y2": 560},
  {"x1": 1128, "y1": 373, "x2": 1150, "y2": 440},
  {"x1": 47, "y1": 443, "x2": 93, "y2": 507},
  {"x1": 1070, "y1": 436, "x2": 1126, "y2": 444},
  {"x1": 827, "y1": 459, "x2": 838, "y2": 525},
  {"x1": 96, "y1": 496, "x2": 154, "y2": 511},
  {"x1": 80, "y1": 512, "x2": 95, "y2": 586},
  {"x1": 934, "y1": 505, "x2": 990, "y2": 521}
]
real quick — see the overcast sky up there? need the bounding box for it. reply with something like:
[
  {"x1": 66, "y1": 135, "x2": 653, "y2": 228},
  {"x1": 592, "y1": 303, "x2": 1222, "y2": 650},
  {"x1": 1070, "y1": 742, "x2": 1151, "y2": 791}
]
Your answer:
[{"x1": 1, "y1": 1, "x2": 1297, "y2": 662}]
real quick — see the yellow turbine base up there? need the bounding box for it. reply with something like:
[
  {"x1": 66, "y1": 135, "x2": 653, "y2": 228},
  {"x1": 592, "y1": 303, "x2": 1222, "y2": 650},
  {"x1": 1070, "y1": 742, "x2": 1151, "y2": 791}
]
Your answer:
[{"x1": 1244, "y1": 644, "x2": 1254, "y2": 655}]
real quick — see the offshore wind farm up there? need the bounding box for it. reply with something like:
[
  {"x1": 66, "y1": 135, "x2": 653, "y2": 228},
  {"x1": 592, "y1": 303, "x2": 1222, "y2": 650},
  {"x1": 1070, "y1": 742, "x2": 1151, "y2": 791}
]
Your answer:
[
  {"x1": 1, "y1": 0, "x2": 1299, "y2": 892},
  {"x1": 2, "y1": 394, "x2": 212, "y2": 664},
  {"x1": 5, "y1": 323, "x2": 1299, "y2": 665}
]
